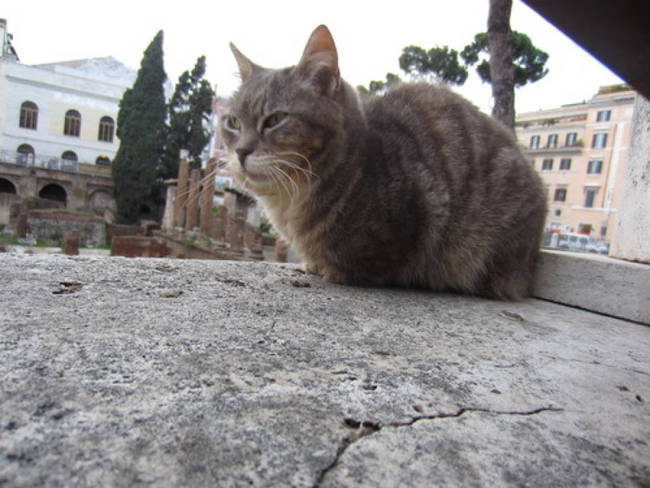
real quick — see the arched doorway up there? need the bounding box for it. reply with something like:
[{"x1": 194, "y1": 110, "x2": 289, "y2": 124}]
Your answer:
[
  {"x1": 0, "y1": 178, "x2": 17, "y2": 194},
  {"x1": 39, "y1": 183, "x2": 67, "y2": 206}
]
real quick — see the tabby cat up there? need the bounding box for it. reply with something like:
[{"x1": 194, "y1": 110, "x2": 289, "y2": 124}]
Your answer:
[{"x1": 220, "y1": 25, "x2": 547, "y2": 300}]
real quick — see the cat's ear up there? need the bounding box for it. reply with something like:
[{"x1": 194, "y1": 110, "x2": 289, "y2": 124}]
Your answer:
[
  {"x1": 296, "y1": 25, "x2": 340, "y2": 96},
  {"x1": 230, "y1": 42, "x2": 259, "y2": 82}
]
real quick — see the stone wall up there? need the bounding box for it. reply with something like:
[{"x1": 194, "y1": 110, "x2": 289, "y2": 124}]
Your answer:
[
  {"x1": 26, "y1": 209, "x2": 105, "y2": 245},
  {"x1": 0, "y1": 193, "x2": 19, "y2": 227}
]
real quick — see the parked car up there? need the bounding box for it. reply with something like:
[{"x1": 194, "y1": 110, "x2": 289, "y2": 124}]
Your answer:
[
  {"x1": 586, "y1": 240, "x2": 610, "y2": 255},
  {"x1": 557, "y1": 232, "x2": 590, "y2": 252}
]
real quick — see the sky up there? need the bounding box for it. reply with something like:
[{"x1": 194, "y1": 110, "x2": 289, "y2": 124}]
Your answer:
[{"x1": 3, "y1": 0, "x2": 623, "y2": 115}]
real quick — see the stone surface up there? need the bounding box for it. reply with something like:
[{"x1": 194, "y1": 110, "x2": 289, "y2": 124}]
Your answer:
[
  {"x1": 1, "y1": 254, "x2": 649, "y2": 487},
  {"x1": 611, "y1": 94, "x2": 650, "y2": 263},
  {"x1": 534, "y1": 249, "x2": 650, "y2": 325},
  {"x1": 61, "y1": 231, "x2": 79, "y2": 256}
]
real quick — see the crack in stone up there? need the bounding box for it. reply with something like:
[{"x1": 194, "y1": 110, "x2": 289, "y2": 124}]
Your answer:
[{"x1": 313, "y1": 406, "x2": 563, "y2": 487}]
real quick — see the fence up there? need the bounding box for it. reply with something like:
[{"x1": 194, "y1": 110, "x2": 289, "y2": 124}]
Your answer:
[{"x1": 0, "y1": 150, "x2": 78, "y2": 173}]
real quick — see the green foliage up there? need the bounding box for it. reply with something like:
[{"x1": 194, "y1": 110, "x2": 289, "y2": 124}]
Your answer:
[
  {"x1": 161, "y1": 56, "x2": 215, "y2": 178},
  {"x1": 597, "y1": 84, "x2": 631, "y2": 95},
  {"x1": 461, "y1": 31, "x2": 549, "y2": 88},
  {"x1": 357, "y1": 72, "x2": 402, "y2": 95},
  {"x1": 112, "y1": 31, "x2": 168, "y2": 224},
  {"x1": 399, "y1": 46, "x2": 468, "y2": 85},
  {"x1": 363, "y1": 30, "x2": 547, "y2": 91}
]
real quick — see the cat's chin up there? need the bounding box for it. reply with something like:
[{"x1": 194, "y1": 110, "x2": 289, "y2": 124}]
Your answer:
[{"x1": 238, "y1": 172, "x2": 277, "y2": 196}]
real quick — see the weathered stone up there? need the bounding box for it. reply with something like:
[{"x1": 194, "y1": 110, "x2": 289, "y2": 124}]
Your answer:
[
  {"x1": 0, "y1": 254, "x2": 648, "y2": 487},
  {"x1": 199, "y1": 160, "x2": 217, "y2": 236},
  {"x1": 61, "y1": 231, "x2": 79, "y2": 255},
  {"x1": 174, "y1": 158, "x2": 190, "y2": 228},
  {"x1": 110, "y1": 236, "x2": 170, "y2": 258},
  {"x1": 534, "y1": 249, "x2": 650, "y2": 324},
  {"x1": 185, "y1": 169, "x2": 200, "y2": 231},
  {"x1": 611, "y1": 94, "x2": 650, "y2": 263},
  {"x1": 273, "y1": 238, "x2": 289, "y2": 263}
]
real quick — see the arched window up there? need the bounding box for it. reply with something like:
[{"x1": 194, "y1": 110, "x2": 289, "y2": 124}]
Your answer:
[
  {"x1": 0, "y1": 178, "x2": 17, "y2": 194},
  {"x1": 61, "y1": 150, "x2": 78, "y2": 162},
  {"x1": 98, "y1": 116, "x2": 115, "y2": 142},
  {"x1": 96, "y1": 156, "x2": 111, "y2": 166},
  {"x1": 64, "y1": 109, "x2": 81, "y2": 136},
  {"x1": 19, "y1": 101, "x2": 38, "y2": 129},
  {"x1": 16, "y1": 144, "x2": 35, "y2": 165},
  {"x1": 39, "y1": 183, "x2": 67, "y2": 206}
]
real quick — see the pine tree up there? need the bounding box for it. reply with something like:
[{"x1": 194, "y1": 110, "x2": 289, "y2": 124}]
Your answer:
[
  {"x1": 161, "y1": 56, "x2": 215, "y2": 179},
  {"x1": 112, "y1": 30, "x2": 167, "y2": 223}
]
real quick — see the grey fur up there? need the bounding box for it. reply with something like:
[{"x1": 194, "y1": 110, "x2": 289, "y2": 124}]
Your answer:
[{"x1": 220, "y1": 25, "x2": 546, "y2": 300}]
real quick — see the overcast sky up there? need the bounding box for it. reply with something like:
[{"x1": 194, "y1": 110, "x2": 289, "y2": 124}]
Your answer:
[{"x1": 3, "y1": 0, "x2": 622, "y2": 115}]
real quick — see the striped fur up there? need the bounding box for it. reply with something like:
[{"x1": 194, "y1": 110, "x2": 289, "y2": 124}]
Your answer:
[{"x1": 220, "y1": 26, "x2": 546, "y2": 300}]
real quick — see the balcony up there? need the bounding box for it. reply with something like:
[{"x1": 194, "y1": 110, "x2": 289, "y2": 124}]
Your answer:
[
  {"x1": 0, "y1": 149, "x2": 78, "y2": 173},
  {"x1": 524, "y1": 141, "x2": 584, "y2": 155}
]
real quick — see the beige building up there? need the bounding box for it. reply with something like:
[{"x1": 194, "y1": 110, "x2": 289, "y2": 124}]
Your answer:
[{"x1": 516, "y1": 85, "x2": 636, "y2": 243}]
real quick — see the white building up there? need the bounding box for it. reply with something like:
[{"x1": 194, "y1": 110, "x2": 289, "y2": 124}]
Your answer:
[{"x1": 0, "y1": 19, "x2": 136, "y2": 169}]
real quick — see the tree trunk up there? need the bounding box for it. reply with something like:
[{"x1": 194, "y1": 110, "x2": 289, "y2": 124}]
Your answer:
[{"x1": 488, "y1": 0, "x2": 515, "y2": 131}]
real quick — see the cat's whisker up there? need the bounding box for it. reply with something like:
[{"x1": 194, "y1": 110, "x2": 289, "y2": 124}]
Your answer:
[
  {"x1": 277, "y1": 151, "x2": 317, "y2": 179},
  {"x1": 271, "y1": 165, "x2": 300, "y2": 199},
  {"x1": 174, "y1": 165, "x2": 219, "y2": 209},
  {"x1": 269, "y1": 165, "x2": 295, "y2": 199},
  {"x1": 278, "y1": 151, "x2": 318, "y2": 178}
]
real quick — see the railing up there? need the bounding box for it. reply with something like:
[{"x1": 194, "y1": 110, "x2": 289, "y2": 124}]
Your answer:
[{"x1": 0, "y1": 149, "x2": 78, "y2": 173}]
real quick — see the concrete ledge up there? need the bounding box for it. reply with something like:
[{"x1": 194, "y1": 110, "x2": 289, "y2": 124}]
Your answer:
[
  {"x1": 534, "y1": 250, "x2": 650, "y2": 324},
  {"x1": 1, "y1": 254, "x2": 649, "y2": 486}
]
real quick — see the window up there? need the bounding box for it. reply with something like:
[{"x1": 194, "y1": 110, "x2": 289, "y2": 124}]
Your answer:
[
  {"x1": 584, "y1": 188, "x2": 597, "y2": 208},
  {"x1": 587, "y1": 159, "x2": 603, "y2": 174},
  {"x1": 64, "y1": 110, "x2": 81, "y2": 137},
  {"x1": 578, "y1": 224, "x2": 592, "y2": 235},
  {"x1": 596, "y1": 110, "x2": 611, "y2": 122},
  {"x1": 592, "y1": 132, "x2": 608, "y2": 149},
  {"x1": 98, "y1": 116, "x2": 115, "y2": 142},
  {"x1": 96, "y1": 156, "x2": 111, "y2": 166},
  {"x1": 559, "y1": 158, "x2": 572, "y2": 170},
  {"x1": 61, "y1": 150, "x2": 78, "y2": 161},
  {"x1": 554, "y1": 209, "x2": 562, "y2": 216},
  {"x1": 16, "y1": 144, "x2": 35, "y2": 165},
  {"x1": 554, "y1": 188, "x2": 567, "y2": 202},
  {"x1": 565, "y1": 132, "x2": 577, "y2": 146},
  {"x1": 542, "y1": 159, "x2": 553, "y2": 170},
  {"x1": 529, "y1": 135, "x2": 540, "y2": 149},
  {"x1": 19, "y1": 101, "x2": 38, "y2": 129},
  {"x1": 547, "y1": 134, "x2": 558, "y2": 148}
]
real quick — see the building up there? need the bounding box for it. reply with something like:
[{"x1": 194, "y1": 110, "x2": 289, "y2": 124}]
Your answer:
[
  {"x1": 0, "y1": 19, "x2": 136, "y2": 169},
  {"x1": 515, "y1": 84, "x2": 636, "y2": 242}
]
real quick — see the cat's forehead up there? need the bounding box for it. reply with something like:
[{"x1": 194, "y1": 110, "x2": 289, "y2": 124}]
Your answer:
[{"x1": 231, "y1": 67, "x2": 295, "y2": 115}]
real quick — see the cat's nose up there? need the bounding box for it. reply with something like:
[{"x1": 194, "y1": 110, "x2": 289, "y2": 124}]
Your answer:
[{"x1": 236, "y1": 147, "x2": 252, "y2": 168}]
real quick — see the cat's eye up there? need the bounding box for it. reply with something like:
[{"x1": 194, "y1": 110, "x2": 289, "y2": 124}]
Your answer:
[
  {"x1": 224, "y1": 115, "x2": 241, "y2": 132},
  {"x1": 262, "y1": 112, "x2": 288, "y2": 132}
]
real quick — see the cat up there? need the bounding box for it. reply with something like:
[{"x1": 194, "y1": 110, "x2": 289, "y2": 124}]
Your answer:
[{"x1": 219, "y1": 25, "x2": 547, "y2": 300}]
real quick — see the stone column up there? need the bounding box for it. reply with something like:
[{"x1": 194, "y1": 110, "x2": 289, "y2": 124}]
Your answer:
[
  {"x1": 610, "y1": 95, "x2": 650, "y2": 263},
  {"x1": 161, "y1": 181, "x2": 176, "y2": 232},
  {"x1": 225, "y1": 191, "x2": 246, "y2": 255},
  {"x1": 174, "y1": 153, "x2": 190, "y2": 228},
  {"x1": 248, "y1": 226, "x2": 264, "y2": 260},
  {"x1": 185, "y1": 169, "x2": 200, "y2": 231},
  {"x1": 273, "y1": 238, "x2": 289, "y2": 263},
  {"x1": 199, "y1": 160, "x2": 217, "y2": 236}
]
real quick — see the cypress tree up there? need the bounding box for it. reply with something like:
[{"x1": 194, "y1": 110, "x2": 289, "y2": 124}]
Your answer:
[
  {"x1": 112, "y1": 30, "x2": 167, "y2": 223},
  {"x1": 161, "y1": 56, "x2": 215, "y2": 179}
]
